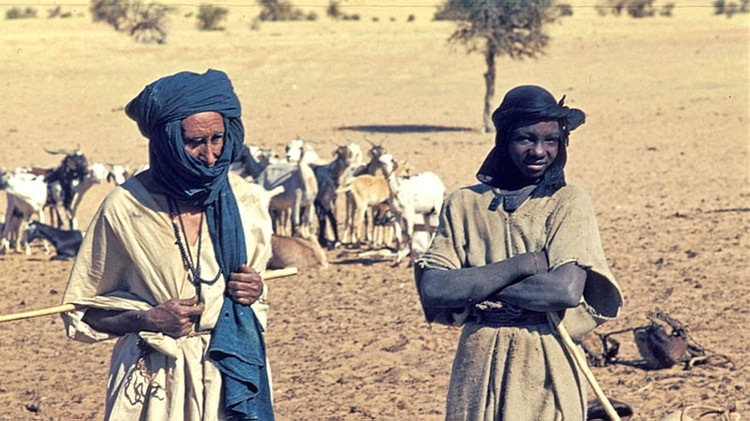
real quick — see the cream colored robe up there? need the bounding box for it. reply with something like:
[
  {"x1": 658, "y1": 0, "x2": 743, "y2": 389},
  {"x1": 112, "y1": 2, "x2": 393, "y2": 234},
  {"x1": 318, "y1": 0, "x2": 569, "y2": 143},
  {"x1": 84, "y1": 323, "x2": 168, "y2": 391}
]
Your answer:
[
  {"x1": 61, "y1": 173, "x2": 273, "y2": 421},
  {"x1": 416, "y1": 183, "x2": 623, "y2": 421}
]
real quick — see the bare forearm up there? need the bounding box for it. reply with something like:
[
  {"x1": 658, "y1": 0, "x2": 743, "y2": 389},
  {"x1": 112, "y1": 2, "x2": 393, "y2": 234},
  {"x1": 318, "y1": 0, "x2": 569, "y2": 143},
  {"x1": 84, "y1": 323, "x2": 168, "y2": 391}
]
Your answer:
[
  {"x1": 82, "y1": 308, "x2": 151, "y2": 336},
  {"x1": 419, "y1": 252, "x2": 546, "y2": 309},
  {"x1": 82, "y1": 296, "x2": 204, "y2": 338},
  {"x1": 494, "y1": 263, "x2": 586, "y2": 312}
]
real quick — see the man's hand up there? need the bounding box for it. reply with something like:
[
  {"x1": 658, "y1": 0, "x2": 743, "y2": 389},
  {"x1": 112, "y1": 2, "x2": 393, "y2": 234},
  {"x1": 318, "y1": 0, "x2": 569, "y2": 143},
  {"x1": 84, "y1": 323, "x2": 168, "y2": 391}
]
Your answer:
[
  {"x1": 227, "y1": 264, "x2": 264, "y2": 306},
  {"x1": 145, "y1": 296, "x2": 205, "y2": 338}
]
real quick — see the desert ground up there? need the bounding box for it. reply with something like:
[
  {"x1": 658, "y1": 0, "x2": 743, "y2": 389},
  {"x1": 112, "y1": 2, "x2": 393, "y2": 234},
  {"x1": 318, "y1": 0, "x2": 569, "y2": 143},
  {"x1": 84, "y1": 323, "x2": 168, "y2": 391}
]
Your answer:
[{"x1": 0, "y1": 0, "x2": 748, "y2": 419}]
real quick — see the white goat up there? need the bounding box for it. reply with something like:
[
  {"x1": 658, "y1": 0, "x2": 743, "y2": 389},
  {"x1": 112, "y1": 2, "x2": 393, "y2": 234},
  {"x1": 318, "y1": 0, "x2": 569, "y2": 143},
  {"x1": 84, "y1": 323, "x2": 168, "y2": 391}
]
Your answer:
[
  {"x1": 1, "y1": 171, "x2": 50, "y2": 255},
  {"x1": 378, "y1": 153, "x2": 445, "y2": 266},
  {"x1": 285, "y1": 137, "x2": 322, "y2": 164}
]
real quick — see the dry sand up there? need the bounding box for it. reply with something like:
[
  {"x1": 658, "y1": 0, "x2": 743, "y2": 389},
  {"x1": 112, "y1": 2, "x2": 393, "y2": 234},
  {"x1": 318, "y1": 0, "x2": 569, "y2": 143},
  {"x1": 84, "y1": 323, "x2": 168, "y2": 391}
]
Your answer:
[{"x1": 0, "y1": 1, "x2": 748, "y2": 419}]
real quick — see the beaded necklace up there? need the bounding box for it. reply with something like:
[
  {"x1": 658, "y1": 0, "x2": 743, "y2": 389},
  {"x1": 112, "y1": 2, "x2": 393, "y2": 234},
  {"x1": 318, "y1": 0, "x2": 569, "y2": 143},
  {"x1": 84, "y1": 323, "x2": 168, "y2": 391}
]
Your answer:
[{"x1": 168, "y1": 198, "x2": 222, "y2": 296}]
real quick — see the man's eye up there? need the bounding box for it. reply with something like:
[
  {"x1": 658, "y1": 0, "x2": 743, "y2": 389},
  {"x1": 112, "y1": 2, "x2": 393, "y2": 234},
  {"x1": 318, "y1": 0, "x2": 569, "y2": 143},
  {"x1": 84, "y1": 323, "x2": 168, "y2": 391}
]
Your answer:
[
  {"x1": 544, "y1": 138, "x2": 560, "y2": 144},
  {"x1": 514, "y1": 137, "x2": 533, "y2": 145},
  {"x1": 211, "y1": 134, "x2": 224, "y2": 144}
]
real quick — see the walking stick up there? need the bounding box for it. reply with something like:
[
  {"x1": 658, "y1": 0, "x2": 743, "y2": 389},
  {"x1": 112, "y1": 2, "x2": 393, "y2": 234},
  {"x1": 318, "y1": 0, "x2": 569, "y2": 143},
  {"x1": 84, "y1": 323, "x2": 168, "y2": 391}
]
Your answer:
[
  {"x1": 0, "y1": 267, "x2": 299, "y2": 324},
  {"x1": 547, "y1": 312, "x2": 621, "y2": 421}
]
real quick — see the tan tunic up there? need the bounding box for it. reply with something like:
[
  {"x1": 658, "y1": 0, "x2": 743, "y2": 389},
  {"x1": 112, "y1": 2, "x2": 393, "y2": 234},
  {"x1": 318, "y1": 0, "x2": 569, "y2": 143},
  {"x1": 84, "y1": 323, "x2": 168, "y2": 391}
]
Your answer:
[
  {"x1": 416, "y1": 183, "x2": 623, "y2": 421},
  {"x1": 61, "y1": 173, "x2": 273, "y2": 421}
]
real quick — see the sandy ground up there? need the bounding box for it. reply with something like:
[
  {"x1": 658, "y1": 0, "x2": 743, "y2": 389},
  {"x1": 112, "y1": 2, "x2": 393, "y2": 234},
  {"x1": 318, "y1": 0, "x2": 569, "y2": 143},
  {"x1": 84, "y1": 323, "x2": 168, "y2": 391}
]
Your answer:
[{"x1": 0, "y1": 1, "x2": 748, "y2": 419}]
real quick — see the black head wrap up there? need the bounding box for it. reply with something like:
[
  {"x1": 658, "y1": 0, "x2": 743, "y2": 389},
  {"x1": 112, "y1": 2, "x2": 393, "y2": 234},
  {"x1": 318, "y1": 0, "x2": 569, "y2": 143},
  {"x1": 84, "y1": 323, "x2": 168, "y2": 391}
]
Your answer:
[{"x1": 476, "y1": 85, "x2": 585, "y2": 197}]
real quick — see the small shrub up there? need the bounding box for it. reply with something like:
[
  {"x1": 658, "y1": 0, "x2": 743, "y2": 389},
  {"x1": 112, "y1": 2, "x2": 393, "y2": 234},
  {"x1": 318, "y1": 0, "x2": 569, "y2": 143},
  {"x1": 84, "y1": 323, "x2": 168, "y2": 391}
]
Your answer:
[
  {"x1": 5, "y1": 6, "x2": 38, "y2": 19},
  {"x1": 626, "y1": 0, "x2": 655, "y2": 17},
  {"x1": 659, "y1": 3, "x2": 674, "y2": 15},
  {"x1": 725, "y1": 1, "x2": 739, "y2": 16},
  {"x1": 90, "y1": 0, "x2": 129, "y2": 30},
  {"x1": 407, "y1": 14, "x2": 415, "y2": 22},
  {"x1": 48, "y1": 6, "x2": 61, "y2": 18},
  {"x1": 90, "y1": 0, "x2": 173, "y2": 44},
  {"x1": 558, "y1": 3, "x2": 574, "y2": 16},
  {"x1": 713, "y1": 0, "x2": 726, "y2": 13},
  {"x1": 257, "y1": 0, "x2": 307, "y2": 21},
  {"x1": 197, "y1": 4, "x2": 228, "y2": 30},
  {"x1": 326, "y1": 0, "x2": 341, "y2": 19}
]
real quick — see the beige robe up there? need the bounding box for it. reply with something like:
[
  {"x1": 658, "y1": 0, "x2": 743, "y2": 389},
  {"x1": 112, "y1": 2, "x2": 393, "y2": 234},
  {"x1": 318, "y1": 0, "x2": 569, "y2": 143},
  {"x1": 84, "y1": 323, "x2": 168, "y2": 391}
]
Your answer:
[
  {"x1": 416, "y1": 183, "x2": 623, "y2": 421},
  {"x1": 61, "y1": 173, "x2": 273, "y2": 421}
]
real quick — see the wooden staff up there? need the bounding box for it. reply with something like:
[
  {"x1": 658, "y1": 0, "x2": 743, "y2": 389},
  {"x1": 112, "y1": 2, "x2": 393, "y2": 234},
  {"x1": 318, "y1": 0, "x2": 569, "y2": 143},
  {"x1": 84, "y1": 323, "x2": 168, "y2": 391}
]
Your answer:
[
  {"x1": 547, "y1": 312, "x2": 621, "y2": 421},
  {"x1": 0, "y1": 267, "x2": 299, "y2": 324}
]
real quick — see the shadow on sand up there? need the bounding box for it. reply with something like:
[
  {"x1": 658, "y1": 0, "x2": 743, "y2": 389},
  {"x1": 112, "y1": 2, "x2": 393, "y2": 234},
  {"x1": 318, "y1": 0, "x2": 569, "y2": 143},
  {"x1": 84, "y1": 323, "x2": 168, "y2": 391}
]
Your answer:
[{"x1": 338, "y1": 124, "x2": 474, "y2": 134}]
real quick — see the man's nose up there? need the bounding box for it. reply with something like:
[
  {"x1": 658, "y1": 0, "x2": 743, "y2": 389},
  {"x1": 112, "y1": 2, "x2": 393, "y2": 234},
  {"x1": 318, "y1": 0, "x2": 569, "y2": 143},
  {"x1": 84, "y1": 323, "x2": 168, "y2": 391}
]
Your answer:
[
  {"x1": 530, "y1": 141, "x2": 546, "y2": 156},
  {"x1": 199, "y1": 145, "x2": 218, "y2": 166}
]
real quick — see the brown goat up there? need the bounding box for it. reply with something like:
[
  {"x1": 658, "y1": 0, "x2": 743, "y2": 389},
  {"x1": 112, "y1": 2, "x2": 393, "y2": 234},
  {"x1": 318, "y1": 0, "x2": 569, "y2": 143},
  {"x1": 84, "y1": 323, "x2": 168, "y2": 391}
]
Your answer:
[{"x1": 267, "y1": 234, "x2": 328, "y2": 270}]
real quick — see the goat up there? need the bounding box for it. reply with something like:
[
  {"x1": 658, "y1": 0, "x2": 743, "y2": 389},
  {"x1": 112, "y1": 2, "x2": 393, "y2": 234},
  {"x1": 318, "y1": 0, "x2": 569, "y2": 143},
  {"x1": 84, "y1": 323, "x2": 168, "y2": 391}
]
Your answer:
[
  {"x1": 255, "y1": 146, "x2": 318, "y2": 238},
  {"x1": 24, "y1": 220, "x2": 83, "y2": 260},
  {"x1": 47, "y1": 161, "x2": 108, "y2": 230},
  {"x1": 267, "y1": 234, "x2": 328, "y2": 270},
  {"x1": 285, "y1": 137, "x2": 322, "y2": 164},
  {"x1": 310, "y1": 141, "x2": 362, "y2": 249},
  {"x1": 106, "y1": 163, "x2": 129, "y2": 185},
  {"x1": 232, "y1": 144, "x2": 275, "y2": 180},
  {"x1": 42, "y1": 148, "x2": 89, "y2": 230},
  {"x1": 1, "y1": 171, "x2": 50, "y2": 255},
  {"x1": 378, "y1": 153, "x2": 445, "y2": 266},
  {"x1": 338, "y1": 174, "x2": 391, "y2": 246}
]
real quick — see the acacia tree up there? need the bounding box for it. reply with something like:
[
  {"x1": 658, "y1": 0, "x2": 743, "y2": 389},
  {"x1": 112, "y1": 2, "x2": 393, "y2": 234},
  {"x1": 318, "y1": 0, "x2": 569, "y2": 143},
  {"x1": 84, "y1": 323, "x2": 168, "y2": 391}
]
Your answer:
[{"x1": 438, "y1": 0, "x2": 562, "y2": 132}]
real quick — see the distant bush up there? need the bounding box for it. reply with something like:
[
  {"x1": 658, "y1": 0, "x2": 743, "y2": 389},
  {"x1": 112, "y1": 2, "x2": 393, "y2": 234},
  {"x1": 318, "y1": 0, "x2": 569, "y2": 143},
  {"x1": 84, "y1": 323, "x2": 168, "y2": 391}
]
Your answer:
[
  {"x1": 626, "y1": 0, "x2": 655, "y2": 17},
  {"x1": 325, "y1": 0, "x2": 360, "y2": 21},
  {"x1": 659, "y1": 3, "x2": 674, "y2": 15},
  {"x1": 714, "y1": 0, "x2": 748, "y2": 16},
  {"x1": 326, "y1": 1, "x2": 341, "y2": 19},
  {"x1": 197, "y1": 4, "x2": 228, "y2": 30},
  {"x1": 5, "y1": 6, "x2": 38, "y2": 19},
  {"x1": 407, "y1": 14, "x2": 416, "y2": 22},
  {"x1": 90, "y1": 0, "x2": 174, "y2": 44},
  {"x1": 558, "y1": 3, "x2": 574, "y2": 16},
  {"x1": 257, "y1": 0, "x2": 308, "y2": 21},
  {"x1": 90, "y1": 0, "x2": 129, "y2": 30},
  {"x1": 596, "y1": 0, "x2": 673, "y2": 17}
]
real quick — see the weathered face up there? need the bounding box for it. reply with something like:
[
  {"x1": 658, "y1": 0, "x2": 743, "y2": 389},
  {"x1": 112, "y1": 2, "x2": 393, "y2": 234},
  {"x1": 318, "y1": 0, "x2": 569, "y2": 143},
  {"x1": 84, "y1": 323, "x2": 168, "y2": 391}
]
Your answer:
[
  {"x1": 507, "y1": 120, "x2": 561, "y2": 182},
  {"x1": 181, "y1": 111, "x2": 225, "y2": 166}
]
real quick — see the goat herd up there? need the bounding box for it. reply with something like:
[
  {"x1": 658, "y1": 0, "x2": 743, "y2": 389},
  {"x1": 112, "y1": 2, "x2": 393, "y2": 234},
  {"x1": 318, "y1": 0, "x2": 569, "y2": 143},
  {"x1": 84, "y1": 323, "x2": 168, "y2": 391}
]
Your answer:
[{"x1": 0, "y1": 138, "x2": 447, "y2": 269}]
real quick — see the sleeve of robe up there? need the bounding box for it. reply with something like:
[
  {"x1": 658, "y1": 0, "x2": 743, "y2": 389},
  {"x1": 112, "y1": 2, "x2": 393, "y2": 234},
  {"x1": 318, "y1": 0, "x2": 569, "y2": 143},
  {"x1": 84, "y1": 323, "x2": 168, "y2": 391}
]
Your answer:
[{"x1": 415, "y1": 184, "x2": 623, "y2": 339}]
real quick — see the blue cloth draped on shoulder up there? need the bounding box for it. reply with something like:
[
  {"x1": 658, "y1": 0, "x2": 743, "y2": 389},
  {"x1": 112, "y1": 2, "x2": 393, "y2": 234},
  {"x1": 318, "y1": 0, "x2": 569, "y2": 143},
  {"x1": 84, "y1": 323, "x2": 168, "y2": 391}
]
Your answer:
[{"x1": 125, "y1": 69, "x2": 274, "y2": 420}]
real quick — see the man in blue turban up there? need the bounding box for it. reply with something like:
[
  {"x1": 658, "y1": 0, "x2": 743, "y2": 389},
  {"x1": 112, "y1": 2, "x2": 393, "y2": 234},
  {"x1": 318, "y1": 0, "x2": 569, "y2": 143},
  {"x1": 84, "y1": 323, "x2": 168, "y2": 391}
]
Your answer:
[
  {"x1": 61, "y1": 69, "x2": 275, "y2": 420},
  {"x1": 415, "y1": 85, "x2": 623, "y2": 420}
]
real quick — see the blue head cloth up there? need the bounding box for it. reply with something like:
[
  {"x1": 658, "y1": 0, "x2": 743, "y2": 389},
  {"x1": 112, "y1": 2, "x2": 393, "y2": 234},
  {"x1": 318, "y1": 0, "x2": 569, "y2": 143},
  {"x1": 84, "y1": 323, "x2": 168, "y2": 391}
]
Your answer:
[{"x1": 126, "y1": 69, "x2": 274, "y2": 421}]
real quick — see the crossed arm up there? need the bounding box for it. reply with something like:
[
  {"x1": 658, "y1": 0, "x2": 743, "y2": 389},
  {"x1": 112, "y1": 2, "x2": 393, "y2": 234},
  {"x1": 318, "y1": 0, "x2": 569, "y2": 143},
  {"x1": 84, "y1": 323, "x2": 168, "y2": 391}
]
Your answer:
[{"x1": 418, "y1": 252, "x2": 587, "y2": 314}]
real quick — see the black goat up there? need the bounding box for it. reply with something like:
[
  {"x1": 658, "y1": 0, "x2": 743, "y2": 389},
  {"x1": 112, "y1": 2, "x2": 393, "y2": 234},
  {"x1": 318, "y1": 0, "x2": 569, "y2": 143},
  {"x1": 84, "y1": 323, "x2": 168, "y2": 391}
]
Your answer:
[
  {"x1": 311, "y1": 144, "x2": 359, "y2": 249},
  {"x1": 25, "y1": 220, "x2": 83, "y2": 260},
  {"x1": 42, "y1": 149, "x2": 89, "y2": 229}
]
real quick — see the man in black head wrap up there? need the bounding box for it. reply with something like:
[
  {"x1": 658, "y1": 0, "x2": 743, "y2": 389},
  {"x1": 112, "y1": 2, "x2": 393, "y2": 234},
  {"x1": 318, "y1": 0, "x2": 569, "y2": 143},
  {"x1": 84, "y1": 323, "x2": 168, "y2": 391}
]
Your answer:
[
  {"x1": 60, "y1": 69, "x2": 275, "y2": 420},
  {"x1": 415, "y1": 85, "x2": 623, "y2": 420}
]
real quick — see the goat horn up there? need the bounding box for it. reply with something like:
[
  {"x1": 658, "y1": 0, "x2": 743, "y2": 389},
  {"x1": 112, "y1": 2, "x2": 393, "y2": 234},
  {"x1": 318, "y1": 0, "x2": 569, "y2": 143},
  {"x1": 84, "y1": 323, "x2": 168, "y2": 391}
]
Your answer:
[{"x1": 43, "y1": 147, "x2": 75, "y2": 155}]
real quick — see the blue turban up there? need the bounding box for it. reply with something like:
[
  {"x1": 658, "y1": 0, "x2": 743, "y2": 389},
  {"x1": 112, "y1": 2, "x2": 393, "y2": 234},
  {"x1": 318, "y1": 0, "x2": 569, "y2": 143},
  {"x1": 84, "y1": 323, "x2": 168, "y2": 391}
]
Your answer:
[{"x1": 126, "y1": 69, "x2": 274, "y2": 420}]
